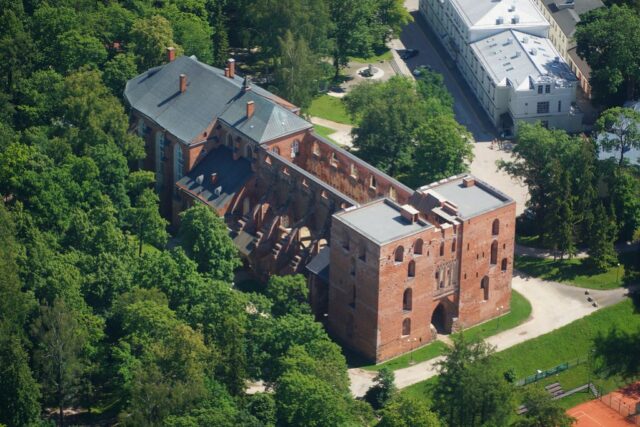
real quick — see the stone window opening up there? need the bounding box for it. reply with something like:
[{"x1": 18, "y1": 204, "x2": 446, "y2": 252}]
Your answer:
[
  {"x1": 245, "y1": 144, "x2": 254, "y2": 159},
  {"x1": 490, "y1": 240, "x2": 498, "y2": 265},
  {"x1": 481, "y1": 276, "x2": 489, "y2": 301},
  {"x1": 271, "y1": 146, "x2": 280, "y2": 155},
  {"x1": 451, "y1": 239, "x2": 456, "y2": 253},
  {"x1": 492, "y1": 219, "x2": 500, "y2": 236},
  {"x1": 408, "y1": 260, "x2": 415, "y2": 278},
  {"x1": 342, "y1": 237, "x2": 350, "y2": 251},
  {"x1": 439, "y1": 242, "x2": 444, "y2": 256},
  {"x1": 389, "y1": 186, "x2": 397, "y2": 201},
  {"x1": 358, "y1": 245, "x2": 366, "y2": 262},
  {"x1": 312, "y1": 142, "x2": 320, "y2": 156},
  {"x1": 350, "y1": 163, "x2": 358, "y2": 179},
  {"x1": 226, "y1": 133, "x2": 233, "y2": 147},
  {"x1": 350, "y1": 285, "x2": 356, "y2": 308},
  {"x1": 501, "y1": 258, "x2": 508, "y2": 271},
  {"x1": 330, "y1": 152, "x2": 338, "y2": 167},
  {"x1": 402, "y1": 318, "x2": 411, "y2": 336},
  {"x1": 414, "y1": 239, "x2": 424, "y2": 255},
  {"x1": 370, "y1": 175, "x2": 377, "y2": 190},
  {"x1": 291, "y1": 140, "x2": 300, "y2": 158},
  {"x1": 394, "y1": 246, "x2": 404, "y2": 263},
  {"x1": 350, "y1": 258, "x2": 356, "y2": 276},
  {"x1": 403, "y1": 288, "x2": 412, "y2": 311}
]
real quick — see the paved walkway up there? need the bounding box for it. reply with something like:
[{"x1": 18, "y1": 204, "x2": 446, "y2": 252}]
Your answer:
[
  {"x1": 310, "y1": 116, "x2": 354, "y2": 147},
  {"x1": 348, "y1": 272, "x2": 630, "y2": 396}
]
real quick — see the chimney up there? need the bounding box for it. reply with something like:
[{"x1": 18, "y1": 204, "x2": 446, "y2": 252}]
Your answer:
[
  {"x1": 400, "y1": 204, "x2": 419, "y2": 224},
  {"x1": 210, "y1": 173, "x2": 218, "y2": 185},
  {"x1": 227, "y1": 58, "x2": 235, "y2": 78},
  {"x1": 224, "y1": 67, "x2": 229, "y2": 78},
  {"x1": 246, "y1": 101, "x2": 255, "y2": 118},
  {"x1": 179, "y1": 74, "x2": 187, "y2": 93},
  {"x1": 462, "y1": 176, "x2": 475, "y2": 188},
  {"x1": 167, "y1": 47, "x2": 176, "y2": 62}
]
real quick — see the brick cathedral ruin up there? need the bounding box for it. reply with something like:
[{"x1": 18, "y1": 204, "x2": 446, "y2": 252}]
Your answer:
[{"x1": 125, "y1": 51, "x2": 515, "y2": 363}]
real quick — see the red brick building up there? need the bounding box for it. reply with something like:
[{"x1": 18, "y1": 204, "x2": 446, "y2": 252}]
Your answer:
[{"x1": 125, "y1": 51, "x2": 515, "y2": 363}]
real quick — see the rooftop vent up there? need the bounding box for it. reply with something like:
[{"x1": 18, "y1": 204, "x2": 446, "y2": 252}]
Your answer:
[
  {"x1": 530, "y1": 48, "x2": 537, "y2": 56},
  {"x1": 504, "y1": 38, "x2": 513, "y2": 46},
  {"x1": 400, "y1": 204, "x2": 419, "y2": 223},
  {"x1": 512, "y1": 15, "x2": 520, "y2": 24},
  {"x1": 513, "y1": 51, "x2": 521, "y2": 58},
  {"x1": 462, "y1": 176, "x2": 475, "y2": 188},
  {"x1": 496, "y1": 16, "x2": 504, "y2": 24}
]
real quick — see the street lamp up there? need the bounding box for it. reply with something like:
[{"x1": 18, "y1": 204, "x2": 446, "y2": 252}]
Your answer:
[
  {"x1": 407, "y1": 337, "x2": 418, "y2": 366},
  {"x1": 496, "y1": 305, "x2": 504, "y2": 330}
]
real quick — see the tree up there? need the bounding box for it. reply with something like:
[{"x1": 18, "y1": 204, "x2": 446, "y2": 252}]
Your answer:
[
  {"x1": 0, "y1": 8, "x2": 35, "y2": 93},
  {"x1": 587, "y1": 203, "x2": 618, "y2": 272},
  {"x1": 575, "y1": 5, "x2": 640, "y2": 105},
  {"x1": 544, "y1": 167, "x2": 576, "y2": 259},
  {"x1": 364, "y1": 367, "x2": 397, "y2": 409},
  {"x1": 513, "y1": 388, "x2": 575, "y2": 427},
  {"x1": 595, "y1": 107, "x2": 640, "y2": 166},
  {"x1": 275, "y1": 370, "x2": 350, "y2": 427},
  {"x1": 265, "y1": 274, "x2": 310, "y2": 317},
  {"x1": 130, "y1": 15, "x2": 182, "y2": 70},
  {"x1": 103, "y1": 53, "x2": 138, "y2": 97},
  {"x1": 246, "y1": 393, "x2": 276, "y2": 427},
  {"x1": 169, "y1": 11, "x2": 214, "y2": 64},
  {"x1": 54, "y1": 30, "x2": 108, "y2": 74},
  {"x1": 208, "y1": 0, "x2": 229, "y2": 67},
  {"x1": 372, "y1": 0, "x2": 413, "y2": 45},
  {"x1": 179, "y1": 204, "x2": 241, "y2": 282},
  {"x1": 432, "y1": 335, "x2": 514, "y2": 427},
  {"x1": 127, "y1": 188, "x2": 168, "y2": 255},
  {"x1": 274, "y1": 31, "x2": 323, "y2": 110},
  {"x1": 32, "y1": 298, "x2": 89, "y2": 427},
  {"x1": 328, "y1": 0, "x2": 377, "y2": 77},
  {"x1": 378, "y1": 395, "x2": 441, "y2": 427}
]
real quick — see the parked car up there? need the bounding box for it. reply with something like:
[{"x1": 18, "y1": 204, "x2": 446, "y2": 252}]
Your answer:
[
  {"x1": 412, "y1": 65, "x2": 432, "y2": 76},
  {"x1": 400, "y1": 49, "x2": 419, "y2": 60}
]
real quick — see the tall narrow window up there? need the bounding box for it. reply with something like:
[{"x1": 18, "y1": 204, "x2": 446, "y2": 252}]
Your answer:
[
  {"x1": 451, "y1": 239, "x2": 456, "y2": 253},
  {"x1": 557, "y1": 100, "x2": 562, "y2": 112},
  {"x1": 312, "y1": 142, "x2": 320, "y2": 156},
  {"x1": 414, "y1": 239, "x2": 424, "y2": 255},
  {"x1": 402, "y1": 318, "x2": 411, "y2": 336},
  {"x1": 501, "y1": 258, "x2": 508, "y2": 271},
  {"x1": 173, "y1": 143, "x2": 184, "y2": 183},
  {"x1": 403, "y1": 288, "x2": 412, "y2": 311},
  {"x1": 481, "y1": 276, "x2": 489, "y2": 301},
  {"x1": 439, "y1": 242, "x2": 444, "y2": 256},
  {"x1": 394, "y1": 246, "x2": 404, "y2": 263},
  {"x1": 291, "y1": 140, "x2": 300, "y2": 158},
  {"x1": 408, "y1": 260, "x2": 415, "y2": 277},
  {"x1": 492, "y1": 219, "x2": 500, "y2": 236},
  {"x1": 226, "y1": 133, "x2": 233, "y2": 147},
  {"x1": 370, "y1": 175, "x2": 377, "y2": 189},
  {"x1": 491, "y1": 240, "x2": 498, "y2": 265},
  {"x1": 350, "y1": 285, "x2": 356, "y2": 308},
  {"x1": 245, "y1": 144, "x2": 253, "y2": 159},
  {"x1": 350, "y1": 258, "x2": 356, "y2": 276}
]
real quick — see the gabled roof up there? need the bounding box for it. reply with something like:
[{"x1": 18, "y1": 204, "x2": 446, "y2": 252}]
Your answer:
[
  {"x1": 541, "y1": 0, "x2": 604, "y2": 37},
  {"x1": 124, "y1": 55, "x2": 311, "y2": 144}
]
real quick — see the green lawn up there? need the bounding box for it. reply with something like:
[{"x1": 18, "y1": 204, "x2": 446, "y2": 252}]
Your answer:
[
  {"x1": 451, "y1": 289, "x2": 532, "y2": 342},
  {"x1": 313, "y1": 124, "x2": 339, "y2": 145},
  {"x1": 515, "y1": 234, "x2": 545, "y2": 248},
  {"x1": 364, "y1": 290, "x2": 531, "y2": 372},
  {"x1": 401, "y1": 299, "x2": 640, "y2": 409},
  {"x1": 515, "y1": 255, "x2": 628, "y2": 290},
  {"x1": 308, "y1": 95, "x2": 352, "y2": 125},
  {"x1": 349, "y1": 47, "x2": 393, "y2": 64}
]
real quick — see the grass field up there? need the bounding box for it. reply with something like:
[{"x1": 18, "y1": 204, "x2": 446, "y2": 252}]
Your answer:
[
  {"x1": 313, "y1": 124, "x2": 339, "y2": 145},
  {"x1": 349, "y1": 47, "x2": 393, "y2": 64},
  {"x1": 515, "y1": 254, "x2": 631, "y2": 290},
  {"x1": 308, "y1": 95, "x2": 352, "y2": 125},
  {"x1": 363, "y1": 290, "x2": 531, "y2": 371},
  {"x1": 401, "y1": 299, "x2": 640, "y2": 409}
]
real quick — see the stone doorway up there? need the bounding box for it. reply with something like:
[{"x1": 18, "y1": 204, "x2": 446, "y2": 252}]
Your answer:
[{"x1": 431, "y1": 303, "x2": 449, "y2": 335}]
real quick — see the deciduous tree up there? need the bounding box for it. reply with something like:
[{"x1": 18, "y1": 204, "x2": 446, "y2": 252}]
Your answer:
[{"x1": 595, "y1": 107, "x2": 640, "y2": 166}]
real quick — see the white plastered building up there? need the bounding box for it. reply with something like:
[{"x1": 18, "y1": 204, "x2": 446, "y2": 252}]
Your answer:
[{"x1": 420, "y1": 0, "x2": 583, "y2": 135}]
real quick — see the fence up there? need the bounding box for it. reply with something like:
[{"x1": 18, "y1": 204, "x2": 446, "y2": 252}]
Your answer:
[
  {"x1": 599, "y1": 390, "x2": 640, "y2": 425},
  {"x1": 515, "y1": 357, "x2": 587, "y2": 386}
]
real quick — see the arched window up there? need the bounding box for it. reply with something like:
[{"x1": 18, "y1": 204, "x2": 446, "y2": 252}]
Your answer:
[
  {"x1": 403, "y1": 288, "x2": 412, "y2": 311},
  {"x1": 173, "y1": 143, "x2": 184, "y2": 183},
  {"x1": 439, "y1": 242, "x2": 444, "y2": 256},
  {"x1": 350, "y1": 163, "x2": 358, "y2": 178},
  {"x1": 330, "y1": 152, "x2": 338, "y2": 167},
  {"x1": 402, "y1": 318, "x2": 411, "y2": 336},
  {"x1": 155, "y1": 131, "x2": 165, "y2": 188},
  {"x1": 271, "y1": 146, "x2": 280, "y2": 155},
  {"x1": 414, "y1": 239, "x2": 424, "y2": 255},
  {"x1": 291, "y1": 140, "x2": 300, "y2": 158},
  {"x1": 492, "y1": 219, "x2": 500, "y2": 236},
  {"x1": 394, "y1": 246, "x2": 404, "y2": 263},
  {"x1": 481, "y1": 276, "x2": 489, "y2": 301},
  {"x1": 408, "y1": 260, "x2": 415, "y2": 277},
  {"x1": 490, "y1": 240, "x2": 498, "y2": 265},
  {"x1": 501, "y1": 258, "x2": 508, "y2": 271}
]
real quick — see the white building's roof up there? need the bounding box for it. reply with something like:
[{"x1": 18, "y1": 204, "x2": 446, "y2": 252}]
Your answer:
[
  {"x1": 471, "y1": 29, "x2": 577, "y2": 90},
  {"x1": 452, "y1": 0, "x2": 548, "y2": 30}
]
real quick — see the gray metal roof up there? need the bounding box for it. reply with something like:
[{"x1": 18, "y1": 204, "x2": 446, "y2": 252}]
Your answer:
[
  {"x1": 428, "y1": 178, "x2": 511, "y2": 218},
  {"x1": 124, "y1": 55, "x2": 310, "y2": 144},
  {"x1": 176, "y1": 146, "x2": 253, "y2": 210},
  {"x1": 542, "y1": 0, "x2": 604, "y2": 37},
  {"x1": 306, "y1": 246, "x2": 330, "y2": 283},
  {"x1": 335, "y1": 199, "x2": 432, "y2": 245}
]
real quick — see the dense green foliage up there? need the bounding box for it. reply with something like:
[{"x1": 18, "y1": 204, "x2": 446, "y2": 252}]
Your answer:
[
  {"x1": 345, "y1": 75, "x2": 473, "y2": 186},
  {"x1": 0, "y1": 1, "x2": 402, "y2": 425}
]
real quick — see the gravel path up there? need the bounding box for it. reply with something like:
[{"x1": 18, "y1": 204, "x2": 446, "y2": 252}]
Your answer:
[
  {"x1": 310, "y1": 116, "x2": 354, "y2": 147},
  {"x1": 348, "y1": 273, "x2": 630, "y2": 396}
]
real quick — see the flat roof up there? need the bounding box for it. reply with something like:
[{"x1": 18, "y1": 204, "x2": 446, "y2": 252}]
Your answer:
[
  {"x1": 471, "y1": 29, "x2": 576, "y2": 90},
  {"x1": 452, "y1": 0, "x2": 547, "y2": 30},
  {"x1": 428, "y1": 178, "x2": 511, "y2": 218},
  {"x1": 335, "y1": 199, "x2": 432, "y2": 245}
]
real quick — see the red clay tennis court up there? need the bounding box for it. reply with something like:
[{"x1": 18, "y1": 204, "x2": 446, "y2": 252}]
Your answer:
[{"x1": 567, "y1": 383, "x2": 640, "y2": 427}]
